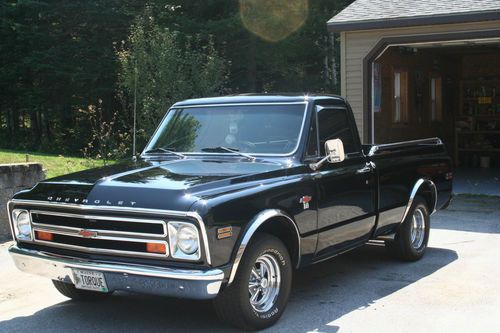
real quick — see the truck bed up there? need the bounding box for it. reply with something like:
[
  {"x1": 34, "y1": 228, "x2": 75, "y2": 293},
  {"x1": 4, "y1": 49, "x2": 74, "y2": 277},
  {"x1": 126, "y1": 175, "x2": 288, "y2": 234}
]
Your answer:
[{"x1": 363, "y1": 137, "x2": 453, "y2": 237}]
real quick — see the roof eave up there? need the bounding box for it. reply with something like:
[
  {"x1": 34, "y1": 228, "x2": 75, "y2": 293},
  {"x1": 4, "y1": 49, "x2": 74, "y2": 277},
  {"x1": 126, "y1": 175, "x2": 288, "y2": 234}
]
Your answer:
[{"x1": 327, "y1": 10, "x2": 500, "y2": 33}]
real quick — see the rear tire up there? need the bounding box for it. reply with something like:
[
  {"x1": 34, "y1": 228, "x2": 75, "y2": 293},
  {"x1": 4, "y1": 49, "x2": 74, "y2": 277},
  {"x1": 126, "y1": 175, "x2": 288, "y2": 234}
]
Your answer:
[
  {"x1": 52, "y1": 280, "x2": 113, "y2": 300},
  {"x1": 385, "y1": 195, "x2": 430, "y2": 261},
  {"x1": 214, "y1": 233, "x2": 292, "y2": 330}
]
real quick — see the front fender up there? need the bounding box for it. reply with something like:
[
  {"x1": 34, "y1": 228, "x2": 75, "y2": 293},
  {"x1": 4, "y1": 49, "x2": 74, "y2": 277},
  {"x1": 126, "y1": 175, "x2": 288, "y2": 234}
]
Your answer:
[
  {"x1": 227, "y1": 209, "x2": 300, "y2": 285},
  {"x1": 190, "y1": 170, "x2": 317, "y2": 269}
]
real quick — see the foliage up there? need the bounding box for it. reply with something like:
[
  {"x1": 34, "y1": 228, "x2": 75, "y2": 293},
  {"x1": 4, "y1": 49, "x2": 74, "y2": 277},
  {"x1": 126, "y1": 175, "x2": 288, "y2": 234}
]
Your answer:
[
  {"x1": 0, "y1": 149, "x2": 110, "y2": 179},
  {"x1": 80, "y1": 100, "x2": 131, "y2": 164},
  {"x1": 0, "y1": 0, "x2": 353, "y2": 156},
  {"x1": 148, "y1": 0, "x2": 351, "y2": 92},
  {"x1": 117, "y1": 9, "x2": 228, "y2": 145},
  {"x1": 0, "y1": 0, "x2": 139, "y2": 152}
]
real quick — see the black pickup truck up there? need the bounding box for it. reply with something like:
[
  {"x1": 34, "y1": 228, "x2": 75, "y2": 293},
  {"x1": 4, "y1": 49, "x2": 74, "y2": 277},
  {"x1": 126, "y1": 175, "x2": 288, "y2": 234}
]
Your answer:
[{"x1": 7, "y1": 94, "x2": 452, "y2": 330}]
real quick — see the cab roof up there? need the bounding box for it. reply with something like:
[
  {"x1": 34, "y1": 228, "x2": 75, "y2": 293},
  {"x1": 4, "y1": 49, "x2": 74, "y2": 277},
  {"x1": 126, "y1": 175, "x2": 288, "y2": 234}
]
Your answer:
[{"x1": 172, "y1": 94, "x2": 345, "y2": 107}]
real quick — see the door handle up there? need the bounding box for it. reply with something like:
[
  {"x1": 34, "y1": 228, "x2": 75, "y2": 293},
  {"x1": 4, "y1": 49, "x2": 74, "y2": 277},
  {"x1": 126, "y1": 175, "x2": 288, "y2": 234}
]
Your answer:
[{"x1": 356, "y1": 163, "x2": 373, "y2": 174}]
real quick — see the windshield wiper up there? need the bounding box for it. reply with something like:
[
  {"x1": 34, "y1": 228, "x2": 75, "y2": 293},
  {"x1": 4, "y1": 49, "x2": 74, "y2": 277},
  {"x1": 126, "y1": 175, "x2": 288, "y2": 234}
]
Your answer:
[
  {"x1": 144, "y1": 147, "x2": 186, "y2": 159},
  {"x1": 201, "y1": 146, "x2": 256, "y2": 161}
]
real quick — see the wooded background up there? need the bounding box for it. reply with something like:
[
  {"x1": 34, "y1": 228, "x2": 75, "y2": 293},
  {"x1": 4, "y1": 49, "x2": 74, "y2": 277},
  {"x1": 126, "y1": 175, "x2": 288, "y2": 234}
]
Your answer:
[{"x1": 0, "y1": 0, "x2": 351, "y2": 158}]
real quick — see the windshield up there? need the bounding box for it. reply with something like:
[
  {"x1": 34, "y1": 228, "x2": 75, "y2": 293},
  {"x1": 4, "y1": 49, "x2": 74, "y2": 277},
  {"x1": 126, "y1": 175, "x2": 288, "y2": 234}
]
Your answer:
[{"x1": 144, "y1": 104, "x2": 306, "y2": 155}]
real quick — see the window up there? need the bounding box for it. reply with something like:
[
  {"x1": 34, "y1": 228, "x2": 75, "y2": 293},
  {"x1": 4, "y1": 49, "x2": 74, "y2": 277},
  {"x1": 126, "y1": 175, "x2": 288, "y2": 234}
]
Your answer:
[
  {"x1": 317, "y1": 107, "x2": 357, "y2": 155},
  {"x1": 147, "y1": 104, "x2": 306, "y2": 155},
  {"x1": 305, "y1": 112, "x2": 319, "y2": 157},
  {"x1": 393, "y1": 70, "x2": 408, "y2": 123},
  {"x1": 430, "y1": 76, "x2": 443, "y2": 122}
]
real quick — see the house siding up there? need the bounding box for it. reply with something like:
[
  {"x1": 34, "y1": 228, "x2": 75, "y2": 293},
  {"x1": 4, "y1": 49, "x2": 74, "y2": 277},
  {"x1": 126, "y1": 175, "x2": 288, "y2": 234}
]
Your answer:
[{"x1": 340, "y1": 20, "x2": 500, "y2": 142}]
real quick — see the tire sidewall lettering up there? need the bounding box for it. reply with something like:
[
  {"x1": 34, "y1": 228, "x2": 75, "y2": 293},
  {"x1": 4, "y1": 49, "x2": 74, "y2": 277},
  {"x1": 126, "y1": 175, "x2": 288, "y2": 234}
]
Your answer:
[
  {"x1": 253, "y1": 307, "x2": 279, "y2": 319},
  {"x1": 251, "y1": 248, "x2": 286, "y2": 320},
  {"x1": 262, "y1": 248, "x2": 286, "y2": 266}
]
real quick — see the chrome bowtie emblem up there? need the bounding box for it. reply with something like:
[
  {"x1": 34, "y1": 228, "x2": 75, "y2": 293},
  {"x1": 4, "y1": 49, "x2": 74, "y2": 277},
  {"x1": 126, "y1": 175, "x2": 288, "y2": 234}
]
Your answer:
[{"x1": 78, "y1": 229, "x2": 98, "y2": 238}]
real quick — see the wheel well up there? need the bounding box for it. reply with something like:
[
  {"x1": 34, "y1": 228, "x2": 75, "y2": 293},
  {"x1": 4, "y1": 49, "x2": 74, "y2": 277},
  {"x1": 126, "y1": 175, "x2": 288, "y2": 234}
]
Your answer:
[
  {"x1": 256, "y1": 217, "x2": 300, "y2": 269},
  {"x1": 417, "y1": 181, "x2": 437, "y2": 212}
]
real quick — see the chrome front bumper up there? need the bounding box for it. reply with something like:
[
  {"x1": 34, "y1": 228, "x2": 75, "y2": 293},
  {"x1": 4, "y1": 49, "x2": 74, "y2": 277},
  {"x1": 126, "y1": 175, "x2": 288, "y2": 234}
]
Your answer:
[{"x1": 9, "y1": 245, "x2": 224, "y2": 299}]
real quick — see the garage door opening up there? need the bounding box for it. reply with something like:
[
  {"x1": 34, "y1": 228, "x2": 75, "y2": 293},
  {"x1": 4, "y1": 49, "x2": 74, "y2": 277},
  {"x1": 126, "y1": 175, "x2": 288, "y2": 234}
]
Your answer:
[{"x1": 371, "y1": 39, "x2": 500, "y2": 169}]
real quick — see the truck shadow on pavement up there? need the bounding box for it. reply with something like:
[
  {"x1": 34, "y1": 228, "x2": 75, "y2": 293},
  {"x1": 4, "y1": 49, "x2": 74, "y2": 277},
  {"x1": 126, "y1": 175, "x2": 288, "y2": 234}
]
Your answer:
[{"x1": 0, "y1": 244, "x2": 457, "y2": 333}]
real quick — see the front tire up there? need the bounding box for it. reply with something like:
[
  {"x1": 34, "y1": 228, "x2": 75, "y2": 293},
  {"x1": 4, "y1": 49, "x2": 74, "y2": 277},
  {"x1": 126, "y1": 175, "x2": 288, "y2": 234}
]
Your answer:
[
  {"x1": 52, "y1": 280, "x2": 113, "y2": 300},
  {"x1": 385, "y1": 195, "x2": 430, "y2": 261},
  {"x1": 214, "y1": 233, "x2": 292, "y2": 330}
]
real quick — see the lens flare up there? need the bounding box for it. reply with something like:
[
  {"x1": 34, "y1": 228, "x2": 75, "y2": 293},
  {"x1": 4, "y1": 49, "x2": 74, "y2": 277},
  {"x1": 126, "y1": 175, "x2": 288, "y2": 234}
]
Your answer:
[{"x1": 239, "y1": 0, "x2": 308, "y2": 42}]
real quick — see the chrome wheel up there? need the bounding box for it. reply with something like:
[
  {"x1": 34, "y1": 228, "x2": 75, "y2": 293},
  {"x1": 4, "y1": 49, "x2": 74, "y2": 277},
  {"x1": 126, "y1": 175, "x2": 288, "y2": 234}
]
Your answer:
[
  {"x1": 248, "y1": 253, "x2": 281, "y2": 313},
  {"x1": 410, "y1": 208, "x2": 426, "y2": 249}
]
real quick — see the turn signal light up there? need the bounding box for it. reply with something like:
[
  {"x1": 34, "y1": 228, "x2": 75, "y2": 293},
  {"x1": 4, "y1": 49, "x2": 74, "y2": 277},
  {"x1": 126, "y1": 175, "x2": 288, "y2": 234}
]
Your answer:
[
  {"x1": 36, "y1": 231, "x2": 54, "y2": 241},
  {"x1": 146, "y1": 242, "x2": 167, "y2": 254}
]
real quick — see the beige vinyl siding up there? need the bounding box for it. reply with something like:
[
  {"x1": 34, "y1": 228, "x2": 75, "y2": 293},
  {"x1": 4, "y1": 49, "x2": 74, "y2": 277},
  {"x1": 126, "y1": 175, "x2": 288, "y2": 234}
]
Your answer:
[{"x1": 340, "y1": 20, "x2": 500, "y2": 142}]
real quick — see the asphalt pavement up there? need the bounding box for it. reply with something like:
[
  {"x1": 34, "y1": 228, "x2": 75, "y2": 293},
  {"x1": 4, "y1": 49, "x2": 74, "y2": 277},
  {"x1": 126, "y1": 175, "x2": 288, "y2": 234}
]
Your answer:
[{"x1": 1, "y1": 195, "x2": 499, "y2": 332}]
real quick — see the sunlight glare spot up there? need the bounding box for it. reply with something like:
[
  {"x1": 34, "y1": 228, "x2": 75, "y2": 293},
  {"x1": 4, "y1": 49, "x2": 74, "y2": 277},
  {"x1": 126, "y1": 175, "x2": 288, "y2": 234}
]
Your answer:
[{"x1": 239, "y1": 0, "x2": 309, "y2": 42}]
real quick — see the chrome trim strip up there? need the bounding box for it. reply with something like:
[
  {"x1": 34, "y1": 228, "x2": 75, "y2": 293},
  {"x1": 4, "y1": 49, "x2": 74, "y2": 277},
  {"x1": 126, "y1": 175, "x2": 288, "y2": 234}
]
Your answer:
[
  {"x1": 400, "y1": 178, "x2": 438, "y2": 224},
  {"x1": 12, "y1": 199, "x2": 188, "y2": 216},
  {"x1": 30, "y1": 210, "x2": 168, "y2": 238},
  {"x1": 141, "y1": 102, "x2": 310, "y2": 158},
  {"x1": 173, "y1": 102, "x2": 308, "y2": 108},
  {"x1": 32, "y1": 237, "x2": 170, "y2": 259},
  {"x1": 9, "y1": 245, "x2": 224, "y2": 281},
  {"x1": 368, "y1": 137, "x2": 443, "y2": 156},
  {"x1": 32, "y1": 223, "x2": 165, "y2": 240},
  {"x1": 186, "y1": 212, "x2": 211, "y2": 264},
  {"x1": 430, "y1": 180, "x2": 438, "y2": 214},
  {"x1": 33, "y1": 224, "x2": 168, "y2": 244},
  {"x1": 227, "y1": 209, "x2": 301, "y2": 285},
  {"x1": 9, "y1": 199, "x2": 212, "y2": 265}
]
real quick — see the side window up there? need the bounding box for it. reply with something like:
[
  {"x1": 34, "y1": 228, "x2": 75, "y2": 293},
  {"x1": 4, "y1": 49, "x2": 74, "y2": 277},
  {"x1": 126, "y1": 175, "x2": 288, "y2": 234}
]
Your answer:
[
  {"x1": 317, "y1": 107, "x2": 357, "y2": 155},
  {"x1": 305, "y1": 112, "x2": 318, "y2": 157}
]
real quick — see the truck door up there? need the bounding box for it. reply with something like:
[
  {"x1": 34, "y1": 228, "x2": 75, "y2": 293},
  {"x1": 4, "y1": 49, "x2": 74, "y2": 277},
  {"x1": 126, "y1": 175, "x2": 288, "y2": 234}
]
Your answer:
[{"x1": 311, "y1": 105, "x2": 377, "y2": 259}]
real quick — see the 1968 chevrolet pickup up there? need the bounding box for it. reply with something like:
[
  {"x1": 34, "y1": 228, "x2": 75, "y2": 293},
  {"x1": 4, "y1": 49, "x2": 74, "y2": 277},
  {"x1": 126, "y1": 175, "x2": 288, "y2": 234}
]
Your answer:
[{"x1": 7, "y1": 94, "x2": 452, "y2": 330}]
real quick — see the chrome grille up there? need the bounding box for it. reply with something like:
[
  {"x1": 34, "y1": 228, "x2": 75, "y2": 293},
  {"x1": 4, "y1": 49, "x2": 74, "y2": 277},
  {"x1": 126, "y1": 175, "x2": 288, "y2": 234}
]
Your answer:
[{"x1": 30, "y1": 210, "x2": 169, "y2": 259}]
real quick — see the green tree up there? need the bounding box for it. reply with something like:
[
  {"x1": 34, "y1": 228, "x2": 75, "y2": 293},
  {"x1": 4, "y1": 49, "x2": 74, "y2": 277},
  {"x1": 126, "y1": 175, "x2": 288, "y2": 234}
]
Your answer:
[
  {"x1": 117, "y1": 9, "x2": 228, "y2": 147},
  {"x1": 0, "y1": 0, "x2": 142, "y2": 152},
  {"x1": 147, "y1": 0, "x2": 352, "y2": 93},
  {"x1": 1, "y1": 0, "x2": 353, "y2": 155}
]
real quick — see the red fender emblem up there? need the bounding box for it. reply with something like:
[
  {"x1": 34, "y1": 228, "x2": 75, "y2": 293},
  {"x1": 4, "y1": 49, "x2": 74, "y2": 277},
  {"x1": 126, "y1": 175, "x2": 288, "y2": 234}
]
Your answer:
[{"x1": 300, "y1": 196, "x2": 312, "y2": 209}]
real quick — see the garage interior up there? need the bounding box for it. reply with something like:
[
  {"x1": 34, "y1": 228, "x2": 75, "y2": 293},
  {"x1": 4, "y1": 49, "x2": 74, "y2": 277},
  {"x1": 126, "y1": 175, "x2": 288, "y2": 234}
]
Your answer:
[{"x1": 372, "y1": 38, "x2": 500, "y2": 169}]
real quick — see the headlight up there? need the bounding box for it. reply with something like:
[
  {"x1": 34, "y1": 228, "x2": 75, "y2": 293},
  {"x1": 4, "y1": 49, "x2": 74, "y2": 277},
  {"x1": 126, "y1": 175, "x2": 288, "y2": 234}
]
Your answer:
[
  {"x1": 168, "y1": 222, "x2": 200, "y2": 260},
  {"x1": 12, "y1": 209, "x2": 32, "y2": 241}
]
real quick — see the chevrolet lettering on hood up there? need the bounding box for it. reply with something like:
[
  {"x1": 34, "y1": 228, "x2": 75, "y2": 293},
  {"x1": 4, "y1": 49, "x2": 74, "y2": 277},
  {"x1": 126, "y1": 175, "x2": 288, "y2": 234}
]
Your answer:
[
  {"x1": 6, "y1": 94, "x2": 453, "y2": 330},
  {"x1": 46, "y1": 196, "x2": 137, "y2": 206}
]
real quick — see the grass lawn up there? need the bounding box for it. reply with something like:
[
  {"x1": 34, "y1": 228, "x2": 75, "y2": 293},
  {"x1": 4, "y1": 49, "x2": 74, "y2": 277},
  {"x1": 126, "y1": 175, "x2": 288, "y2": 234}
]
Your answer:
[{"x1": 0, "y1": 149, "x2": 110, "y2": 179}]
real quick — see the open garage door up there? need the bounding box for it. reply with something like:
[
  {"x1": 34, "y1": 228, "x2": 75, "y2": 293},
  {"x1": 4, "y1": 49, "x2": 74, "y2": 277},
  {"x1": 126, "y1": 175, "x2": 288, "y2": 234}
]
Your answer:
[{"x1": 370, "y1": 38, "x2": 500, "y2": 169}]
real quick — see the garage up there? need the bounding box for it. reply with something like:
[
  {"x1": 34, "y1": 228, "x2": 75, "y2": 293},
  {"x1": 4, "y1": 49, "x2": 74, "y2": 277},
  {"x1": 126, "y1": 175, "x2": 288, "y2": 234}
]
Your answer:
[{"x1": 328, "y1": 0, "x2": 500, "y2": 169}]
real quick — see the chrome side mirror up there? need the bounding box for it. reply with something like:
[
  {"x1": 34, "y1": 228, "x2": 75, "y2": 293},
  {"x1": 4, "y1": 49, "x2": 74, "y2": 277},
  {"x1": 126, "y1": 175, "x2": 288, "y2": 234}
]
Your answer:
[
  {"x1": 325, "y1": 138, "x2": 345, "y2": 163},
  {"x1": 309, "y1": 138, "x2": 346, "y2": 171}
]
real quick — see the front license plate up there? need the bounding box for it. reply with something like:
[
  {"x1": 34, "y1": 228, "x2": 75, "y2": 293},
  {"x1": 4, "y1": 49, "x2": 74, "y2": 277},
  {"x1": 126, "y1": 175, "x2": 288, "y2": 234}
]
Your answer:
[{"x1": 72, "y1": 269, "x2": 109, "y2": 293}]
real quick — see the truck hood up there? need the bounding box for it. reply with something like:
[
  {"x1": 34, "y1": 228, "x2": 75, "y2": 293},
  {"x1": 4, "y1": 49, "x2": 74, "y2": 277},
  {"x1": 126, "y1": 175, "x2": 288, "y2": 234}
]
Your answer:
[{"x1": 15, "y1": 158, "x2": 286, "y2": 211}]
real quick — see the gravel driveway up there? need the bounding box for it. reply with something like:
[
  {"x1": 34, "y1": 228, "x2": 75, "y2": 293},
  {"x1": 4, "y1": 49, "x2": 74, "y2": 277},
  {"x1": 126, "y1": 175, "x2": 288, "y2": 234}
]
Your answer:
[{"x1": 1, "y1": 195, "x2": 499, "y2": 332}]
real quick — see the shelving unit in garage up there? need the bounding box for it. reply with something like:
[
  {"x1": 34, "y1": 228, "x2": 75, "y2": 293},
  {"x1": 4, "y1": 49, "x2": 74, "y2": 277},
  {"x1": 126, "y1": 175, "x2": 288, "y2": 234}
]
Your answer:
[{"x1": 455, "y1": 78, "x2": 500, "y2": 167}]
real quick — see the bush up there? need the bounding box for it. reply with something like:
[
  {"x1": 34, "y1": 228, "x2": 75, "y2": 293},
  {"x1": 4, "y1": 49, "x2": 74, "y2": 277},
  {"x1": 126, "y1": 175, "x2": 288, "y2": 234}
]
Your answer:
[{"x1": 79, "y1": 100, "x2": 131, "y2": 164}]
